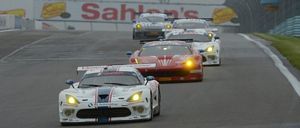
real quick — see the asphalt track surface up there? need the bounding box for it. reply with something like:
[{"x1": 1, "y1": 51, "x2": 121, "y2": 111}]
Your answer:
[{"x1": 1, "y1": 31, "x2": 300, "y2": 128}]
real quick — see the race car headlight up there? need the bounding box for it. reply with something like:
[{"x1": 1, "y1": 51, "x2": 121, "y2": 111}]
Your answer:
[
  {"x1": 136, "y1": 23, "x2": 142, "y2": 30},
  {"x1": 184, "y1": 58, "x2": 195, "y2": 68},
  {"x1": 206, "y1": 46, "x2": 214, "y2": 52},
  {"x1": 127, "y1": 91, "x2": 143, "y2": 102},
  {"x1": 165, "y1": 24, "x2": 172, "y2": 29},
  {"x1": 66, "y1": 94, "x2": 80, "y2": 105},
  {"x1": 208, "y1": 33, "x2": 213, "y2": 39}
]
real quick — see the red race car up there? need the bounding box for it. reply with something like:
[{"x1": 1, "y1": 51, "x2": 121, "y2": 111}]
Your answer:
[{"x1": 127, "y1": 41, "x2": 203, "y2": 82}]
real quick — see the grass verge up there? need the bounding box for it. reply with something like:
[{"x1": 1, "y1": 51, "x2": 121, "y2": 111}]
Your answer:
[{"x1": 253, "y1": 33, "x2": 300, "y2": 70}]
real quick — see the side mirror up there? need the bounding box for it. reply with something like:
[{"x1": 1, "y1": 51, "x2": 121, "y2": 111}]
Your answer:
[
  {"x1": 211, "y1": 28, "x2": 218, "y2": 32},
  {"x1": 132, "y1": 20, "x2": 136, "y2": 23},
  {"x1": 214, "y1": 36, "x2": 220, "y2": 40},
  {"x1": 66, "y1": 80, "x2": 75, "y2": 88},
  {"x1": 65, "y1": 80, "x2": 74, "y2": 85},
  {"x1": 146, "y1": 76, "x2": 155, "y2": 81},
  {"x1": 139, "y1": 41, "x2": 146, "y2": 44},
  {"x1": 126, "y1": 51, "x2": 133, "y2": 56},
  {"x1": 199, "y1": 49, "x2": 205, "y2": 53}
]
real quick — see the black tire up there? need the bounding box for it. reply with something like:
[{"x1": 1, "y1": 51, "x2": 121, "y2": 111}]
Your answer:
[
  {"x1": 198, "y1": 67, "x2": 204, "y2": 82},
  {"x1": 132, "y1": 30, "x2": 136, "y2": 39},
  {"x1": 148, "y1": 91, "x2": 154, "y2": 121},
  {"x1": 60, "y1": 123, "x2": 70, "y2": 126},
  {"x1": 154, "y1": 87, "x2": 161, "y2": 116},
  {"x1": 216, "y1": 58, "x2": 222, "y2": 66}
]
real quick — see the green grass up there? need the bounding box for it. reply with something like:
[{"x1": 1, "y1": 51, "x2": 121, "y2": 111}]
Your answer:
[{"x1": 254, "y1": 33, "x2": 300, "y2": 70}]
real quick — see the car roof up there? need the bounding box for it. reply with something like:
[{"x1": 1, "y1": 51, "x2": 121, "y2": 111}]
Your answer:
[{"x1": 143, "y1": 41, "x2": 188, "y2": 47}]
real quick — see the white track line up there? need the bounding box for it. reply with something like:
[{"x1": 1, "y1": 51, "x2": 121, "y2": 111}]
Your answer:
[
  {"x1": 240, "y1": 34, "x2": 300, "y2": 96},
  {"x1": 0, "y1": 36, "x2": 52, "y2": 63}
]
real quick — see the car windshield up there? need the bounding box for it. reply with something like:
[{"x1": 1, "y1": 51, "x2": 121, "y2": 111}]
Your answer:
[
  {"x1": 167, "y1": 34, "x2": 212, "y2": 42},
  {"x1": 174, "y1": 22, "x2": 208, "y2": 29},
  {"x1": 139, "y1": 45, "x2": 192, "y2": 56},
  {"x1": 139, "y1": 16, "x2": 165, "y2": 22},
  {"x1": 79, "y1": 72, "x2": 141, "y2": 88}
]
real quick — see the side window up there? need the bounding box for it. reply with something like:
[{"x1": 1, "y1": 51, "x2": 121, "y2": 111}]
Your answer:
[{"x1": 135, "y1": 70, "x2": 145, "y2": 83}]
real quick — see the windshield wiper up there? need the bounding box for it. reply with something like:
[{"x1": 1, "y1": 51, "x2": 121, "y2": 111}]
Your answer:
[{"x1": 104, "y1": 82, "x2": 129, "y2": 86}]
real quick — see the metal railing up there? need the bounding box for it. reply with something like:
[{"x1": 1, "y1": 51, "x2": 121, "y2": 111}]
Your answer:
[{"x1": 270, "y1": 16, "x2": 300, "y2": 36}]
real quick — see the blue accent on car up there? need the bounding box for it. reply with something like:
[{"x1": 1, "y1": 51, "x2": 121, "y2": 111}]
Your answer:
[
  {"x1": 97, "y1": 87, "x2": 112, "y2": 123},
  {"x1": 98, "y1": 107, "x2": 109, "y2": 123},
  {"x1": 199, "y1": 50, "x2": 205, "y2": 53}
]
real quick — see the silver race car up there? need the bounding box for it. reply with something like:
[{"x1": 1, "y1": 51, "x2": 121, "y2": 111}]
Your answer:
[
  {"x1": 59, "y1": 64, "x2": 160, "y2": 125},
  {"x1": 165, "y1": 29, "x2": 221, "y2": 66},
  {"x1": 132, "y1": 13, "x2": 173, "y2": 41}
]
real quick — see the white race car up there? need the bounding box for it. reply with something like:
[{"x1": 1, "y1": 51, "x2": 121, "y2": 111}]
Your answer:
[
  {"x1": 132, "y1": 13, "x2": 172, "y2": 41},
  {"x1": 59, "y1": 64, "x2": 160, "y2": 125},
  {"x1": 172, "y1": 18, "x2": 218, "y2": 33},
  {"x1": 165, "y1": 29, "x2": 221, "y2": 66}
]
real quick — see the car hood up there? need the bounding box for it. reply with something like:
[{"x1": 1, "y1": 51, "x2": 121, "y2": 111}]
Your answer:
[
  {"x1": 137, "y1": 55, "x2": 192, "y2": 67},
  {"x1": 139, "y1": 22, "x2": 169, "y2": 29},
  {"x1": 192, "y1": 42, "x2": 215, "y2": 50},
  {"x1": 61, "y1": 85, "x2": 147, "y2": 102}
]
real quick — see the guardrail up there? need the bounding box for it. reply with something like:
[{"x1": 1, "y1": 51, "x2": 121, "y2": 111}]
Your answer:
[{"x1": 270, "y1": 16, "x2": 300, "y2": 36}]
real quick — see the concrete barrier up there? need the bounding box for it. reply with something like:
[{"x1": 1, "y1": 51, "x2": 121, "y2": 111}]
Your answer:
[{"x1": 0, "y1": 15, "x2": 22, "y2": 30}]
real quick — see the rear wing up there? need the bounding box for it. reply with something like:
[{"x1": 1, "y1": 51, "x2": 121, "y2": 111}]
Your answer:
[{"x1": 77, "y1": 64, "x2": 156, "y2": 72}]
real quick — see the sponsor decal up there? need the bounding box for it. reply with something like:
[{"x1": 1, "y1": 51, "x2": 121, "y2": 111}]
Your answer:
[
  {"x1": 41, "y1": 2, "x2": 67, "y2": 19},
  {"x1": 212, "y1": 7, "x2": 237, "y2": 24},
  {"x1": 158, "y1": 56, "x2": 172, "y2": 66},
  {"x1": 0, "y1": 8, "x2": 26, "y2": 17}
]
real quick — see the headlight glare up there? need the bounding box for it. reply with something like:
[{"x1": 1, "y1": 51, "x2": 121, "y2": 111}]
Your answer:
[
  {"x1": 208, "y1": 33, "x2": 213, "y2": 38},
  {"x1": 184, "y1": 58, "x2": 195, "y2": 68},
  {"x1": 206, "y1": 46, "x2": 214, "y2": 52},
  {"x1": 66, "y1": 94, "x2": 79, "y2": 105},
  {"x1": 127, "y1": 91, "x2": 143, "y2": 102},
  {"x1": 165, "y1": 24, "x2": 172, "y2": 29},
  {"x1": 136, "y1": 24, "x2": 142, "y2": 30}
]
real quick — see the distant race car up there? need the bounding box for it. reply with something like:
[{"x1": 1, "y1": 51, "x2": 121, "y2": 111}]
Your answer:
[
  {"x1": 127, "y1": 41, "x2": 203, "y2": 82},
  {"x1": 165, "y1": 29, "x2": 221, "y2": 66},
  {"x1": 59, "y1": 64, "x2": 160, "y2": 125},
  {"x1": 171, "y1": 18, "x2": 218, "y2": 33},
  {"x1": 132, "y1": 13, "x2": 173, "y2": 41}
]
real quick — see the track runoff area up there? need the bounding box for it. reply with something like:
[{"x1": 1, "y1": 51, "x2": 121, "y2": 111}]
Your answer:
[{"x1": 0, "y1": 30, "x2": 300, "y2": 128}]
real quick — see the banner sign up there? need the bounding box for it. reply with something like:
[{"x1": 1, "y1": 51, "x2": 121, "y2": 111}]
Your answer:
[{"x1": 34, "y1": 0, "x2": 235, "y2": 23}]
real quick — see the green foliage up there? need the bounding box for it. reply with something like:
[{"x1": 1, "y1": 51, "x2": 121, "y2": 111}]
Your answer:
[{"x1": 254, "y1": 33, "x2": 300, "y2": 70}]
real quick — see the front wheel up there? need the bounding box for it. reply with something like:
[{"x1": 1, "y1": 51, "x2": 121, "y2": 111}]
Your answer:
[
  {"x1": 132, "y1": 29, "x2": 136, "y2": 39},
  {"x1": 147, "y1": 91, "x2": 153, "y2": 121},
  {"x1": 60, "y1": 123, "x2": 72, "y2": 126},
  {"x1": 216, "y1": 58, "x2": 221, "y2": 66},
  {"x1": 154, "y1": 87, "x2": 161, "y2": 116}
]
